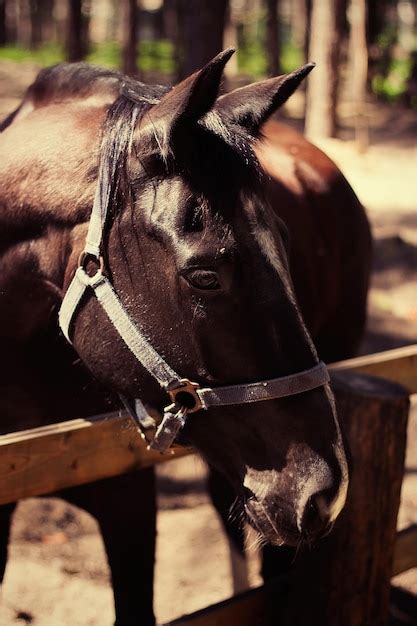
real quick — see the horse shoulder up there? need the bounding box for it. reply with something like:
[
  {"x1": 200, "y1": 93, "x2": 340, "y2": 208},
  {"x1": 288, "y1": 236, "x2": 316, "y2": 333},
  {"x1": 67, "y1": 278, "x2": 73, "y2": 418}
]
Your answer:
[
  {"x1": 0, "y1": 101, "x2": 103, "y2": 230},
  {"x1": 0, "y1": 100, "x2": 100, "y2": 341}
]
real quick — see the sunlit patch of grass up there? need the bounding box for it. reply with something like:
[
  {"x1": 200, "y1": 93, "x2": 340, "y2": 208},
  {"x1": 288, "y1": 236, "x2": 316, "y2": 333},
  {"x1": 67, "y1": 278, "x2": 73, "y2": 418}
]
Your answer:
[
  {"x1": 87, "y1": 41, "x2": 120, "y2": 67},
  {"x1": 0, "y1": 43, "x2": 64, "y2": 65},
  {"x1": 139, "y1": 40, "x2": 176, "y2": 74},
  {"x1": 88, "y1": 40, "x2": 176, "y2": 73},
  {"x1": 0, "y1": 39, "x2": 177, "y2": 76}
]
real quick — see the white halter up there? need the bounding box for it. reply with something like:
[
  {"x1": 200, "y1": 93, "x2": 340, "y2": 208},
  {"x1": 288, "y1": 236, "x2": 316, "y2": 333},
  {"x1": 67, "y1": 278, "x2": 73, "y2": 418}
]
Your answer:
[{"x1": 59, "y1": 117, "x2": 329, "y2": 452}]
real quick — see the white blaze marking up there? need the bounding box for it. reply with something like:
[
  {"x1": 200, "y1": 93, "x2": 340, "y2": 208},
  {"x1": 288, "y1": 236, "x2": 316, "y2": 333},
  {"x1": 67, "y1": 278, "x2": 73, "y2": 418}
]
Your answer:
[
  {"x1": 246, "y1": 198, "x2": 349, "y2": 524},
  {"x1": 295, "y1": 454, "x2": 333, "y2": 531},
  {"x1": 324, "y1": 384, "x2": 349, "y2": 522}
]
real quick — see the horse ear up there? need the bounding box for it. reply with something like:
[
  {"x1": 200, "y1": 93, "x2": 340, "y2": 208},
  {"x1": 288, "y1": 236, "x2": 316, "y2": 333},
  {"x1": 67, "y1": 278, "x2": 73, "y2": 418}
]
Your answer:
[
  {"x1": 215, "y1": 63, "x2": 315, "y2": 136},
  {"x1": 143, "y1": 48, "x2": 235, "y2": 155}
]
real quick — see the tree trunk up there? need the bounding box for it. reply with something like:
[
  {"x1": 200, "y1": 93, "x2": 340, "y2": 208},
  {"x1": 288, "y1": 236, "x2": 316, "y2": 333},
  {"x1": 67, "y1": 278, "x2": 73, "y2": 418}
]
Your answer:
[
  {"x1": 42, "y1": 0, "x2": 55, "y2": 42},
  {"x1": 282, "y1": 372, "x2": 409, "y2": 626},
  {"x1": 348, "y1": 0, "x2": 369, "y2": 152},
  {"x1": 17, "y1": 0, "x2": 31, "y2": 46},
  {"x1": 291, "y1": 0, "x2": 309, "y2": 61},
  {"x1": 66, "y1": 0, "x2": 89, "y2": 62},
  {"x1": 163, "y1": 0, "x2": 180, "y2": 74},
  {"x1": 0, "y1": 0, "x2": 6, "y2": 45},
  {"x1": 29, "y1": 0, "x2": 43, "y2": 48},
  {"x1": 305, "y1": 0, "x2": 344, "y2": 139},
  {"x1": 266, "y1": 0, "x2": 280, "y2": 76},
  {"x1": 223, "y1": 3, "x2": 238, "y2": 81},
  {"x1": 176, "y1": 0, "x2": 229, "y2": 79},
  {"x1": 54, "y1": 0, "x2": 66, "y2": 43},
  {"x1": 367, "y1": 0, "x2": 387, "y2": 47},
  {"x1": 121, "y1": 0, "x2": 138, "y2": 76}
]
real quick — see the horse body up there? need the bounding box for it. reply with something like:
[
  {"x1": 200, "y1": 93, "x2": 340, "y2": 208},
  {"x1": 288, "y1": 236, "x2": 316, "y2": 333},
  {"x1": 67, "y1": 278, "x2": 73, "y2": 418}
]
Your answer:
[
  {"x1": 0, "y1": 57, "x2": 370, "y2": 625},
  {"x1": 256, "y1": 121, "x2": 370, "y2": 359},
  {"x1": 0, "y1": 99, "x2": 111, "y2": 432}
]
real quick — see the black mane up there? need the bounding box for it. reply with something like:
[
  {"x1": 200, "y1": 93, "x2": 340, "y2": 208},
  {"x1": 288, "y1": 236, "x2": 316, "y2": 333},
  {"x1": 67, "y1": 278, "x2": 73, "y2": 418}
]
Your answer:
[
  {"x1": 0, "y1": 62, "x2": 168, "y2": 132},
  {"x1": 101, "y1": 89, "x2": 261, "y2": 212},
  {"x1": 97, "y1": 91, "x2": 263, "y2": 236},
  {"x1": 1, "y1": 62, "x2": 263, "y2": 223},
  {"x1": 28, "y1": 62, "x2": 169, "y2": 105}
]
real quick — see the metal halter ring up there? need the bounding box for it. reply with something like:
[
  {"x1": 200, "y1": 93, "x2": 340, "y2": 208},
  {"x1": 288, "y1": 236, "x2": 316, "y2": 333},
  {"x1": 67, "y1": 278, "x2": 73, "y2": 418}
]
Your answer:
[
  {"x1": 167, "y1": 379, "x2": 203, "y2": 413},
  {"x1": 78, "y1": 251, "x2": 104, "y2": 276}
]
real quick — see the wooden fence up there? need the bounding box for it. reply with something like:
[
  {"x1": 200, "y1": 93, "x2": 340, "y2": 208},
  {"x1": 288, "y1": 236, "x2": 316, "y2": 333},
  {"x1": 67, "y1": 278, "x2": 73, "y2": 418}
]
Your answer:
[
  {"x1": 163, "y1": 523, "x2": 417, "y2": 626},
  {"x1": 1, "y1": 344, "x2": 416, "y2": 506},
  {"x1": 1, "y1": 344, "x2": 417, "y2": 625}
]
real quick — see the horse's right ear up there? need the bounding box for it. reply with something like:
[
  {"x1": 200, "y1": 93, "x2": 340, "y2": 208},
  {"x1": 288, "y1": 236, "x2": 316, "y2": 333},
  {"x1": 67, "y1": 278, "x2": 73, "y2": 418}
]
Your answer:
[
  {"x1": 142, "y1": 49, "x2": 235, "y2": 157},
  {"x1": 215, "y1": 63, "x2": 315, "y2": 136}
]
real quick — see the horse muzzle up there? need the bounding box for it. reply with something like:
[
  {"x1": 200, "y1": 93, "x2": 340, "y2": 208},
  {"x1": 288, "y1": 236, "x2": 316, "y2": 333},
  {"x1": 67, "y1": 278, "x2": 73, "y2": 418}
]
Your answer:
[{"x1": 242, "y1": 456, "x2": 348, "y2": 546}]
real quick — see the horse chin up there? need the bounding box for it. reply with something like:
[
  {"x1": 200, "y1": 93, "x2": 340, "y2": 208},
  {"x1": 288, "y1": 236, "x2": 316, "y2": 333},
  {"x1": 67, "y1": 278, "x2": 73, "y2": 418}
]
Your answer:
[{"x1": 244, "y1": 499, "x2": 301, "y2": 548}]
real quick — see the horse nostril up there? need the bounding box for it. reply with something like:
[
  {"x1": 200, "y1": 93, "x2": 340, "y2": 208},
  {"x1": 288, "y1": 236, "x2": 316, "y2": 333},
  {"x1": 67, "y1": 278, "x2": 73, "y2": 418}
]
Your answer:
[{"x1": 300, "y1": 494, "x2": 332, "y2": 539}]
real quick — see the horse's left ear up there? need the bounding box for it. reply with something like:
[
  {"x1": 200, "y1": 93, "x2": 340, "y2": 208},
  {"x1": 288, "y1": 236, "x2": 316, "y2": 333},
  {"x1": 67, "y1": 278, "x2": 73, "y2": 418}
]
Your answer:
[
  {"x1": 215, "y1": 63, "x2": 315, "y2": 136},
  {"x1": 142, "y1": 48, "x2": 235, "y2": 156}
]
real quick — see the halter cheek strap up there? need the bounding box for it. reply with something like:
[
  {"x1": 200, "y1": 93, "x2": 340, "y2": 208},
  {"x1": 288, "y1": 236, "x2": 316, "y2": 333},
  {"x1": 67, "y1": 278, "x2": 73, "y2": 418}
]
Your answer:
[
  {"x1": 58, "y1": 110, "x2": 330, "y2": 453},
  {"x1": 59, "y1": 255, "x2": 329, "y2": 452}
]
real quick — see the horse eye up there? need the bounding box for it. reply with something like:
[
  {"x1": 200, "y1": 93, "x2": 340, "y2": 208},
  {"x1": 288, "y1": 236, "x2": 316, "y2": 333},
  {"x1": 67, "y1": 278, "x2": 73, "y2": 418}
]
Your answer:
[{"x1": 185, "y1": 269, "x2": 220, "y2": 290}]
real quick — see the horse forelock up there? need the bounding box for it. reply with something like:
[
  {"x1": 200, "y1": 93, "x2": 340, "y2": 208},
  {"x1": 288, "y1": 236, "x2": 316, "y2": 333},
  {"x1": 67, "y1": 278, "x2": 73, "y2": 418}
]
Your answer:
[{"x1": 95, "y1": 75, "x2": 264, "y2": 213}]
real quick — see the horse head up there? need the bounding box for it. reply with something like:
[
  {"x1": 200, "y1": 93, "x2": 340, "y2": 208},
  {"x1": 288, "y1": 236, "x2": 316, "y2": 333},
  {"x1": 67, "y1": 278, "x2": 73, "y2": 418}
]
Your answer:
[{"x1": 64, "y1": 50, "x2": 348, "y2": 547}]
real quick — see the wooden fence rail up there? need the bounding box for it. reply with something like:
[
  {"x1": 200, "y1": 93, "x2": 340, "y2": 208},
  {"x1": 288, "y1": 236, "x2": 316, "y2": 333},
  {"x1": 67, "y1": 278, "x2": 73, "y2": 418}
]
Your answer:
[
  {"x1": 0, "y1": 344, "x2": 416, "y2": 621},
  {"x1": 0, "y1": 412, "x2": 190, "y2": 506},
  {"x1": 330, "y1": 344, "x2": 417, "y2": 392},
  {"x1": 1, "y1": 344, "x2": 416, "y2": 506}
]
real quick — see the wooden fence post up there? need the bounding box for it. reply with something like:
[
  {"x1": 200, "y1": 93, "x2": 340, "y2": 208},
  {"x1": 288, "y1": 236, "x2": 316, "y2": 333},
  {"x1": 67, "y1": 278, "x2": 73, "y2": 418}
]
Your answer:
[{"x1": 282, "y1": 372, "x2": 409, "y2": 626}]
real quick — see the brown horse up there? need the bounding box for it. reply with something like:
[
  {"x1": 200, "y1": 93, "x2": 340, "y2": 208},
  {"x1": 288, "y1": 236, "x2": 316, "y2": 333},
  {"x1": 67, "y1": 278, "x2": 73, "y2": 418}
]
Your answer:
[{"x1": 0, "y1": 51, "x2": 371, "y2": 625}]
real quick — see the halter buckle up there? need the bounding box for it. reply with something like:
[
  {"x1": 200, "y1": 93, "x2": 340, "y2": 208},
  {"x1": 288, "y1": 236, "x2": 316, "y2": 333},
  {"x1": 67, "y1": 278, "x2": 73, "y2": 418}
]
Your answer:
[
  {"x1": 167, "y1": 379, "x2": 203, "y2": 413},
  {"x1": 78, "y1": 251, "x2": 104, "y2": 276}
]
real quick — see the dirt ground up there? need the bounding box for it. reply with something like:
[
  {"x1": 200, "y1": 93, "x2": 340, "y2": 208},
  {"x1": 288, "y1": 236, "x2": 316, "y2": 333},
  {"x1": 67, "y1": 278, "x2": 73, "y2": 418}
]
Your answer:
[{"x1": 0, "y1": 60, "x2": 416, "y2": 625}]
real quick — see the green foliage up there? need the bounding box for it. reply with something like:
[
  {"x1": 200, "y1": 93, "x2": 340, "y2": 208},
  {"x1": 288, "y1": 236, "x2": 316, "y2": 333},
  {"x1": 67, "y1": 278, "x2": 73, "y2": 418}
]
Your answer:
[
  {"x1": 372, "y1": 57, "x2": 413, "y2": 101},
  {"x1": 280, "y1": 41, "x2": 304, "y2": 73},
  {"x1": 237, "y1": 40, "x2": 303, "y2": 78},
  {"x1": 138, "y1": 40, "x2": 176, "y2": 74},
  {"x1": 0, "y1": 40, "x2": 176, "y2": 74},
  {"x1": 0, "y1": 43, "x2": 64, "y2": 65},
  {"x1": 237, "y1": 41, "x2": 267, "y2": 78},
  {"x1": 371, "y1": 22, "x2": 416, "y2": 102},
  {"x1": 87, "y1": 41, "x2": 120, "y2": 67},
  {"x1": 236, "y1": 8, "x2": 304, "y2": 79},
  {"x1": 87, "y1": 40, "x2": 176, "y2": 73},
  {"x1": 0, "y1": 37, "x2": 300, "y2": 80}
]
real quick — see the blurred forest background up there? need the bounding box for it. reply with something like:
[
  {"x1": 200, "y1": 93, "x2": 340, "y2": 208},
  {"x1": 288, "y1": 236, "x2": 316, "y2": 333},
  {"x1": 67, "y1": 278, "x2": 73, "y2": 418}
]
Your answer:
[{"x1": 0, "y1": 0, "x2": 416, "y2": 147}]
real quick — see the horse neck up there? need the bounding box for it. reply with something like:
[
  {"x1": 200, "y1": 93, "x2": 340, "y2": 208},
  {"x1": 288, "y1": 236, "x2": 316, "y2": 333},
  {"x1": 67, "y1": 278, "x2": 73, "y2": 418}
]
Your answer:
[
  {"x1": 0, "y1": 98, "x2": 118, "y2": 427},
  {"x1": 0, "y1": 220, "x2": 84, "y2": 341},
  {"x1": 0, "y1": 107, "x2": 103, "y2": 346}
]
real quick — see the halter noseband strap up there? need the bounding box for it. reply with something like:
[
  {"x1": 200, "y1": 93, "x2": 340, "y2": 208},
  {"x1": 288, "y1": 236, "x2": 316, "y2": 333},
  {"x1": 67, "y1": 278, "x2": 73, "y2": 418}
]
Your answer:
[{"x1": 59, "y1": 121, "x2": 330, "y2": 452}]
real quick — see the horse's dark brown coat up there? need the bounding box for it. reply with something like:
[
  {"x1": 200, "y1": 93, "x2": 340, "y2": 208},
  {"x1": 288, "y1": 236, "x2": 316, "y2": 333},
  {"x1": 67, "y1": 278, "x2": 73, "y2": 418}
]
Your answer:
[{"x1": 0, "y1": 60, "x2": 371, "y2": 626}]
